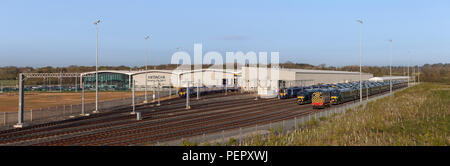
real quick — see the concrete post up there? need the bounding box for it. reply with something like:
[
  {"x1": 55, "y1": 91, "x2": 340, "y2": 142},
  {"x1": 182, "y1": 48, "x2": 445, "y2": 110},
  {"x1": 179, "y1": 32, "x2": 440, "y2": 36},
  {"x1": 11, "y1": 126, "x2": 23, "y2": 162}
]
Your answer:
[
  {"x1": 186, "y1": 82, "x2": 190, "y2": 110},
  {"x1": 128, "y1": 75, "x2": 131, "y2": 90},
  {"x1": 81, "y1": 75, "x2": 87, "y2": 116},
  {"x1": 70, "y1": 104, "x2": 73, "y2": 117},
  {"x1": 14, "y1": 73, "x2": 24, "y2": 128},
  {"x1": 75, "y1": 76, "x2": 77, "y2": 92},
  {"x1": 157, "y1": 83, "x2": 161, "y2": 106},
  {"x1": 131, "y1": 79, "x2": 136, "y2": 114},
  {"x1": 197, "y1": 80, "x2": 199, "y2": 100}
]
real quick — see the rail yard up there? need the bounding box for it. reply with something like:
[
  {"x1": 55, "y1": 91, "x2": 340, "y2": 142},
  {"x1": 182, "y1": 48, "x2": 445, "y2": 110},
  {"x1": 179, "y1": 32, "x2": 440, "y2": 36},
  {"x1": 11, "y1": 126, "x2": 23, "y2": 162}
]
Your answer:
[{"x1": 0, "y1": 79, "x2": 407, "y2": 146}]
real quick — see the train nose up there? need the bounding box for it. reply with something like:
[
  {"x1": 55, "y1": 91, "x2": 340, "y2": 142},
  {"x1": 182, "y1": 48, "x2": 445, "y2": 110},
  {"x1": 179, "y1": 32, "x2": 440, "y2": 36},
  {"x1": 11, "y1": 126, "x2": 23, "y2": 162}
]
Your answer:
[{"x1": 331, "y1": 96, "x2": 337, "y2": 102}]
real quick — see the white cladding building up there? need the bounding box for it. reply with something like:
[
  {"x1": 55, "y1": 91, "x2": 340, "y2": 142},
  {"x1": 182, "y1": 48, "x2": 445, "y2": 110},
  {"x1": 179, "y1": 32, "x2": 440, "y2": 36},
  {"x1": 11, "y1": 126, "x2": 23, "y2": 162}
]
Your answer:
[{"x1": 81, "y1": 67, "x2": 373, "y2": 93}]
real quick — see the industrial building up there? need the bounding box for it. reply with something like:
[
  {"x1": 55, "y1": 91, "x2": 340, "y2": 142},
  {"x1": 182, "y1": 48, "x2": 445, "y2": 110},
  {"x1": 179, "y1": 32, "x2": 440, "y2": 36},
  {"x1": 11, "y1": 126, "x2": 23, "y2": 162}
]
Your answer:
[
  {"x1": 80, "y1": 67, "x2": 373, "y2": 94},
  {"x1": 240, "y1": 67, "x2": 373, "y2": 87}
]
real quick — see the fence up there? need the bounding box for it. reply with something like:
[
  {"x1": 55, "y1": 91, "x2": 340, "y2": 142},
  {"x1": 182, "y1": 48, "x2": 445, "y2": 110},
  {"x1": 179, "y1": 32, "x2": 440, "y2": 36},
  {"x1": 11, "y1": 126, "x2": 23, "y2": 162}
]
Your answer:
[
  {"x1": 0, "y1": 88, "x2": 178, "y2": 130},
  {"x1": 156, "y1": 89, "x2": 399, "y2": 146}
]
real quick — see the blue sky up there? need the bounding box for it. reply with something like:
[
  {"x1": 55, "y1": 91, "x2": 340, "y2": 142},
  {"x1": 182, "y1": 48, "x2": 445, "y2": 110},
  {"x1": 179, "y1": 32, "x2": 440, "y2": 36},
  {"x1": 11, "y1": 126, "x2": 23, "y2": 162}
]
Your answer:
[{"x1": 1, "y1": 0, "x2": 449, "y2": 67}]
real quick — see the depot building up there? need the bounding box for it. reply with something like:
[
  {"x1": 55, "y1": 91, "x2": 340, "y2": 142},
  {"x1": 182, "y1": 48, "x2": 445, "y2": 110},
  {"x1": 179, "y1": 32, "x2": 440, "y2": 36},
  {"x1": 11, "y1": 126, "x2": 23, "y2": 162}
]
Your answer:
[{"x1": 80, "y1": 67, "x2": 373, "y2": 91}]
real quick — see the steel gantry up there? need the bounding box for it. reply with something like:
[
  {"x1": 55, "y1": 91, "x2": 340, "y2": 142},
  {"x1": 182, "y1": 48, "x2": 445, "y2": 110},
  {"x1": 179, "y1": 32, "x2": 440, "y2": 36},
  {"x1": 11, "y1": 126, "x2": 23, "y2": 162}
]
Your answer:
[{"x1": 14, "y1": 73, "x2": 86, "y2": 128}]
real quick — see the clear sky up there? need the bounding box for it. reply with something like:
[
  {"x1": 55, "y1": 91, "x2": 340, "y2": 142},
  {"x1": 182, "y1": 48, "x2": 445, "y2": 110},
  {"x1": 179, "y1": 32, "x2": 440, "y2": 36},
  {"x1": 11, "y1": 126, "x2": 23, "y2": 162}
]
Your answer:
[{"x1": 1, "y1": 0, "x2": 449, "y2": 67}]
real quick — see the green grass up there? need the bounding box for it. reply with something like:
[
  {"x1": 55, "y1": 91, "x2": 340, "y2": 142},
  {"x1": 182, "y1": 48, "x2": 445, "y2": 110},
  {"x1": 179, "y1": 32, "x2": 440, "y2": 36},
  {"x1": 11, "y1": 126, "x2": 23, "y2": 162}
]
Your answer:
[{"x1": 236, "y1": 83, "x2": 449, "y2": 146}]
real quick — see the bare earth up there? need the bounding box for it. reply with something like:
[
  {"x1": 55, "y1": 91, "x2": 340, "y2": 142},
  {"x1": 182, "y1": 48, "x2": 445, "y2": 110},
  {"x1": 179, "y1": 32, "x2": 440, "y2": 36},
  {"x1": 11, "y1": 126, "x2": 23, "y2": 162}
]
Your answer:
[{"x1": 0, "y1": 91, "x2": 149, "y2": 112}]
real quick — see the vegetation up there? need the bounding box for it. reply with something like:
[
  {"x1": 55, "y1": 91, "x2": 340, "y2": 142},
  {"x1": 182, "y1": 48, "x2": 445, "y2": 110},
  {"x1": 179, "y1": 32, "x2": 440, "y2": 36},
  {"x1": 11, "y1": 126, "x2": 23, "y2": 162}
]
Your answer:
[{"x1": 234, "y1": 83, "x2": 449, "y2": 146}]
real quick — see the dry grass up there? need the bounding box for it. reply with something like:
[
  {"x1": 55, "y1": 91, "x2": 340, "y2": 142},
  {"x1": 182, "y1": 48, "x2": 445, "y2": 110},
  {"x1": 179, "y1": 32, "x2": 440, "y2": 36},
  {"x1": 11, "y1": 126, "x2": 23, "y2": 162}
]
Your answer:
[
  {"x1": 0, "y1": 91, "x2": 150, "y2": 112},
  {"x1": 238, "y1": 83, "x2": 449, "y2": 146}
]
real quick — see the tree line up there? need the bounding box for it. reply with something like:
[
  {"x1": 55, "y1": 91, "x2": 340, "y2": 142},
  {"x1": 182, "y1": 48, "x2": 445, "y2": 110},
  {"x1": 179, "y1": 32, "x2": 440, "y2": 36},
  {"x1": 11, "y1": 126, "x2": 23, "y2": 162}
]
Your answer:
[{"x1": 0, "y1": 63, "x2": 448, "y2": 85}]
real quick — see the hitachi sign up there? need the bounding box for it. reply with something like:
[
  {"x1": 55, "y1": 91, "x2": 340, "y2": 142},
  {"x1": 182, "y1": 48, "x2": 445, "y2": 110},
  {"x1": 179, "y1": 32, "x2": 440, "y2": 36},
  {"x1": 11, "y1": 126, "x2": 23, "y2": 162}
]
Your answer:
[{"x1": 147, "y1": 75, "x2": 166, "y2": 80}]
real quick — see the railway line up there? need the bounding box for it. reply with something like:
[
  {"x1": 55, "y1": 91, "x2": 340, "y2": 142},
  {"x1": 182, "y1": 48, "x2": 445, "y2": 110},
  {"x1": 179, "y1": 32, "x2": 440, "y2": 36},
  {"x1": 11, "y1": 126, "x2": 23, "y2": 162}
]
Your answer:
[
  {"x1": 0, "y1": 92, "x2": 244, "y2": 138},
  {"x1": 0, "y1": 86, "x2": 398, "y2": 146}
]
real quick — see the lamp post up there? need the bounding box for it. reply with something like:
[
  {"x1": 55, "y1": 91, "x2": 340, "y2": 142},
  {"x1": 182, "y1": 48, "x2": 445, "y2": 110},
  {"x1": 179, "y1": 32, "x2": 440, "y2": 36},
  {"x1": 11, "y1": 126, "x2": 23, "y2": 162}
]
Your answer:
[
  {"x1": 356, "y1": 19, "x2": 363, "y2": 103},
  {"x1": 418, "y1": 65, "x2": 420, "y2": 83},
  {"x1": 389, "y1": 39, "x2": 392, "y2": 94},
  {"x1": 93, "y1": 20, "x2": 101, "y2": 114},
  {"x1": 144, "y1": 35, "x2": 150, "y2": 103},
  {"x1": 408, "y1": 51, "x2": 410, "y2": 87}
]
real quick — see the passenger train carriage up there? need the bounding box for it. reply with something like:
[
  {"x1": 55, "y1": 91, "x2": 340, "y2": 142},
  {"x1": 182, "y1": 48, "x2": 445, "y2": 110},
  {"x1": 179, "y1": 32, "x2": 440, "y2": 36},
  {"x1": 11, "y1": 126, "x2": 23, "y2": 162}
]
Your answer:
[
  {"x1": 307, "y1": 80, "x2": 407, "y2": 109},
  {"x1": 178, "y1": 86, "x2": 239, "y2": 98},
  {"x1": 296, "y1": 88, "x2": 315, "y2": 105},
  {"x1": 278, "y1": 87, "x2": 303, "y2": 99}
]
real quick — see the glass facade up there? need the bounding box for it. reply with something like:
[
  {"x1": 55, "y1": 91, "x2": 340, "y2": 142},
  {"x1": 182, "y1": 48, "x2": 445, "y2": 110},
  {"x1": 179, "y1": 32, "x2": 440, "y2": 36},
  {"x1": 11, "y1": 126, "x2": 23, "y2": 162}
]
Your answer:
[{"x1": 83, "y1": 73, "x2": 130, "y2": 90}]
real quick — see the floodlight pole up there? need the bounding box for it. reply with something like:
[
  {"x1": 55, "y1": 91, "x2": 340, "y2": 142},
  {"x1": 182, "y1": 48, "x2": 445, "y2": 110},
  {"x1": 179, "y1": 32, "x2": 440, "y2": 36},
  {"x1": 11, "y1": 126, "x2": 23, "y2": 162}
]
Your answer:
[
  {"x1": 389, "y1": 40, "x2": 393, "y2": 94},
  {"x1": 75, "y1": 76, "x2": 77, "y2": 92},
  {"x1": 14, "y1": 73, "x2": 24, "y2": 128},
  {"x1": 93, "y1": 20, "x2": 101, "y2": 114},
  {"x1": 407, "y1": 52, "x2": 410, "y2": 87},
  {"x1": 413, "y1": 64, "x2": 416, "y2": 84},
  {"x1": 81, "y1": 75, "x2": 87, "y2": 116},
  {"x1": 357, "y1": 19, "x2": 363, "y2": 103},
  {"x1": 157, "y1": 82, "x2": 161, "y2": 106},
  {"x1": 131, "y1": 79, "x2": 136, "y2": 114},
  {"x1": 144, "y1": 35, "x2": 150, "y2": 103},
  {"x1": 59, "y1": 71, "x2": 62, "y2": 92}
]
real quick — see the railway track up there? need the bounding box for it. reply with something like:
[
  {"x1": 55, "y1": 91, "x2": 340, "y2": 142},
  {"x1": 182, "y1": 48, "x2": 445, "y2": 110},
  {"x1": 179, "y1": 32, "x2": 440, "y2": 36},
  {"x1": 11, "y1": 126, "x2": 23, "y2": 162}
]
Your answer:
[
  {"x1": 0, "y1": 87, "x2": 401, "y2": 146},
  {"x1": 1, "y1": 93, "x2": 289, "y2": 145},
  {"x1": 2, "y1": 95, "x2": 274, "y2": 145},
  {"x1": 0, "y1": 92, "x2": 245, "y2": 138},
  {"x1": 43, "y1": 98, "x2": 305, "y2": 146}
]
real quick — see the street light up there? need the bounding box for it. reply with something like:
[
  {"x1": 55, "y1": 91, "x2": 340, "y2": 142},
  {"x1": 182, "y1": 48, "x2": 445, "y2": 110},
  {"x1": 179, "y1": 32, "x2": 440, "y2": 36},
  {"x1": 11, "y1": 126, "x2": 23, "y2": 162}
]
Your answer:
[
  {"x1": 356, "y1": 19, "x2": 363, "y2": 103},
  {"x1": 408, "y1": 51, "x2": 410, "y2": 87},
  {"x1": 144, "y1": 35, "x2": 150, "y2": 103},
  {"x1": 389, "y1": 39, "x2": 393, "y2": 94},
  {"x1": 93, "y1": 19, "x2": 101, "y2": 114}
]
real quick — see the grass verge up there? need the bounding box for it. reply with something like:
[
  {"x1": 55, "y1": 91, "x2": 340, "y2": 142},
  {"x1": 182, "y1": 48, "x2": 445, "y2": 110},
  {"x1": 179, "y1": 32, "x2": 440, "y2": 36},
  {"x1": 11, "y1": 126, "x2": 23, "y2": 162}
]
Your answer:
[{"x1": 229, "y1": 83, "x2": 449, "y2": 146}]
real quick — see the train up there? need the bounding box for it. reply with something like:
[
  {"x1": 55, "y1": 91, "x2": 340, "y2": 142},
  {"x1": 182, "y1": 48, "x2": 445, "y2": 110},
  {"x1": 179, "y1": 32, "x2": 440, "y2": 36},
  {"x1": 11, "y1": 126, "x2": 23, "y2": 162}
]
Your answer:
[
  {"x1": 178, "y1": 85, "x2": 239, "y2": 98},
  {"x1": 277, "y1": 80, "x2": 408, "y2": 109},
  {"x1": 278, "y1": 87, "x2": 303, "y2": 99},
  {"x1": 314, "y1": 80, "x2": 407, "y2": 109},
  {"x1": 296, "y1": 88, "x2": 315, "y2": 105}
]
